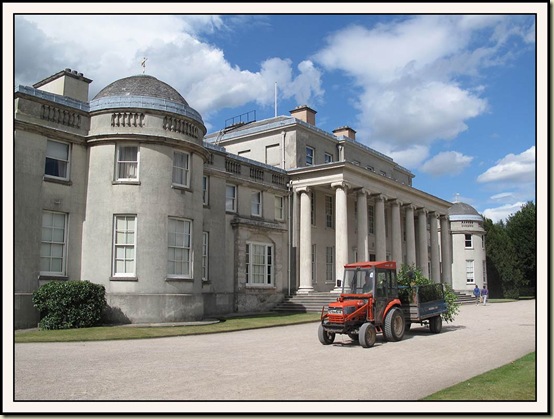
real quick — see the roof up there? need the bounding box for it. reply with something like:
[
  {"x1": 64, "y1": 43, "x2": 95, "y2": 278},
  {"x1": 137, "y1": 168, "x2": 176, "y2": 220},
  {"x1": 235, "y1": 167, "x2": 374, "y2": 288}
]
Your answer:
[{"x1": 449, "y1": 202, "x2": 483, "y2": 222}]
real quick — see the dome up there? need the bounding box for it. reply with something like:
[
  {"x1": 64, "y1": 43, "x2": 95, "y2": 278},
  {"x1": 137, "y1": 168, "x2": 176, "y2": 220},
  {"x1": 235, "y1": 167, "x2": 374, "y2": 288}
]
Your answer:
[
  {"x1": 449, "y1": 202, "x2": 483, "y2": 222},
  {"x1": 93, "y1": 74, "x2": 188, "y2": 105},
  {"x1": 89, "y1": 74, "x2": 204, "y2": 127}
]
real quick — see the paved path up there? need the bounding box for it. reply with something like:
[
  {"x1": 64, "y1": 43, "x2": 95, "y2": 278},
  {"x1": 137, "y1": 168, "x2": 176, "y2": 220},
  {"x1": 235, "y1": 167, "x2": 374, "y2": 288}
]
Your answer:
[{"x1": 12, "y1": 300, "x2": 535, "y2": 410}]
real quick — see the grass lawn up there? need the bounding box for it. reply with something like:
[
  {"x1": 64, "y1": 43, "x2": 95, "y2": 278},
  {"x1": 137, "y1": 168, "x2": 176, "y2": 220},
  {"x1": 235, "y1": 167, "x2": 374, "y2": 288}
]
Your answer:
[{"x1": 423, "y1": 352, "x2": 536, "y2": 400}]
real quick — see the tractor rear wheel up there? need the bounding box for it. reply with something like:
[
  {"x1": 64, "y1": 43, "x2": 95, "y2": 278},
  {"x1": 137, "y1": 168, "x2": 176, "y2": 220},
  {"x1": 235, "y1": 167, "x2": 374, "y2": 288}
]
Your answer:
[
  {"x1": 359, "y1": 323, "x2": 376, "y2": 348},
  {"x1": 318, "y1": 324, "x2": 335, "y2": 345},
  {"x1": 384, "y1": 307, "x2": 405, "y2": 342},
  {"x1": 429, "y1": 316, "x2": 443, "y2": 333}
]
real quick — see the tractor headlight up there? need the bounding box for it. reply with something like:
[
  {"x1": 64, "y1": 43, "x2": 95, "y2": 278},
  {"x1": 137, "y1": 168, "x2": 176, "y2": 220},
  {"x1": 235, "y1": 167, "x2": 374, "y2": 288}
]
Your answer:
[{"x1": 327, "y1": 307, "x2": 343, "y2": 314}]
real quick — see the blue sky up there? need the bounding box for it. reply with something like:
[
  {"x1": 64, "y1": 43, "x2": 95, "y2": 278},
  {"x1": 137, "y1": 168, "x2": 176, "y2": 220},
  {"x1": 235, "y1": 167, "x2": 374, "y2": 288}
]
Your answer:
[{"x1": 9, "y1": 4, "x2": 544, "y2": 222}]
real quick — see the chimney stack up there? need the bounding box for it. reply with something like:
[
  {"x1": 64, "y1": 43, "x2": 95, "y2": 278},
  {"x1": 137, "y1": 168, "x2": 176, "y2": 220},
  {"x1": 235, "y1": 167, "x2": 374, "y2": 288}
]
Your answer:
[
  {"x1": 290, "y1": 105, "x2": 317, "y2": 126},
  {"x1": 33, "y1": 68, "x2": 92, "y2": 102},
  {"x1": 333, "y1": 126, "x2": 356, "y2": 140}
]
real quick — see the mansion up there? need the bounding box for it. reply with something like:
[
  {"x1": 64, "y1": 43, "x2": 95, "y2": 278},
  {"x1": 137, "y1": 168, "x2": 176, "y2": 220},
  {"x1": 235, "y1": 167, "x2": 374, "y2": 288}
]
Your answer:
[{"x1": 13, "y1": 69, "x2": 486, "y2": 329}]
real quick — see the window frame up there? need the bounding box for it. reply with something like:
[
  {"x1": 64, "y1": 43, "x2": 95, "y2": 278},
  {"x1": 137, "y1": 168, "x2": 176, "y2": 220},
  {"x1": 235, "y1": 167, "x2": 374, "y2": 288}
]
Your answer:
[
  {"x1": 44, "y1": 139, "x2": 70, "y2": 181},
  {"x1": 324, "y1": 152, "x2": 333, "y2": 164},
  {"x1": 325, "y1": 195, "x2": 334, "y2": 229},
  {"x1": 325, "y1": 246, "x2": 335, "y2": 283},
  {"x1": 115, "y1": 144, "x2": 139, "y2": 181},
  {"x1": 202, "y1": 176, "x2": 209, "y2": 206},
  {"x1": 306, "y1": 146, "x2": 315, "y2": 166},
  {"x1": 167, "y1": 217, "x2": 193, "y2": 279},
  {"x1": 172, "y1": 150, "x2": 191, "y2": 188},
  {"x1": 226, "y1": 184, "x2": 237, "y2": 213},
  {"x1": 251, "y1": 191, "x2": 262, "y2": 217},
  {"x1": 465, "y1": 234, "x2": 473, "y2": 249},
  {"x1": 40, "y1": 210, "x2": 68, "y2": 276},
  {"x1": 202, "y1": 231, "x2": 209, "y2": 281},
  {"x1": 112, "y1": 214, "x2": 137, "y2": 278},
  {"x1": 245, "y1": 242, "x2": 274, "y2": 286},
  {"x1": 466, "y1": 259, "x2": 475, "y2": 284}
]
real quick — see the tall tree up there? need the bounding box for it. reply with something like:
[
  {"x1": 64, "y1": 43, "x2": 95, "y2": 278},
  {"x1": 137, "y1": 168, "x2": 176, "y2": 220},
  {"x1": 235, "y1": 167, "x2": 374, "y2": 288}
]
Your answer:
[{"x1": 506, "y1": 201, "x2": 536, "y2": 295}]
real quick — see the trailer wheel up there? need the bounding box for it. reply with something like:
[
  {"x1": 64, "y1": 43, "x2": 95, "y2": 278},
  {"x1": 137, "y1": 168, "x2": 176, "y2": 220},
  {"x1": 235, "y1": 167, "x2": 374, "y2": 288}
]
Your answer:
[
  {"x1": 429, "y1": 316, "x2": 443, "y2": 333},
  {"x1": 318, "y1": 324, "x2": 335, "y2": 345},
  {"x1": 359, "y1": 323, "x2": 376, "y2": 348},
  {"x1": 384, "y1": 307, "x2": 405, "y2": 342},
  {"x1": 348, "y1": 333, "x2": 359, "y2": 342}
]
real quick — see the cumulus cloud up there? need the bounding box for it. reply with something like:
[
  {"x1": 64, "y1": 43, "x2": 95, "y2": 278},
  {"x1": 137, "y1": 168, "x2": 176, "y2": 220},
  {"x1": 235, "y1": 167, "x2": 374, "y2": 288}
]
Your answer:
[
  {"x1": 14, "y1": 15, "x2": 324, "y2": 122},
  {"x1": 482, "y1": 202, "x2": 525, "y2": 223},
  {"x1": 313, "y1": 15, "x2": 533, "y2": 169},
  {"x1": 477, "y1": 146, "x2": 535, "y2": 184},
  {"x1": 420, "y1": 151, "x2": 474, "y2": 176}
]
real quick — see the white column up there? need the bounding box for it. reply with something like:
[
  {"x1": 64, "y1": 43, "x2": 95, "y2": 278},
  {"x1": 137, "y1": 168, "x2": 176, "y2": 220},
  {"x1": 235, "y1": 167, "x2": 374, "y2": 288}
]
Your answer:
[
  {"x1": 429, "y1": 212, "x2": 440, "y2": 283},
  {"x1": 417, "y1": 209, "x2": 429, "y2": 278},
  {"x1": 405, "y1": 204, "x2": 416, "y2": 266},
  {"x1": 374, "y1": 194, "x2": 386, "y2": 261},
  {"x1": 356, "y1": 190, "x2": 368, "y2": 261},
  {"x1": 297, "y1": 187, "x2": 314, "y2": 293},
  {"x1": 440, "y1": 215, "x2": 452, "y2": 285},
  {"x1": 332, "y1": 182, "x2": 349, "y2": 290},
  {"x1": 391, "y1": 199, "x2": 402, "y2": 267}
]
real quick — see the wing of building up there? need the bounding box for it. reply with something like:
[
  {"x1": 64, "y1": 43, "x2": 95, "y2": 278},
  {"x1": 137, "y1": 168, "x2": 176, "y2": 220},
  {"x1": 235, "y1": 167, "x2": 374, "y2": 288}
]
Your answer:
[{"x1": 14, "y1": 69, "x2": 484, "y2": 329}]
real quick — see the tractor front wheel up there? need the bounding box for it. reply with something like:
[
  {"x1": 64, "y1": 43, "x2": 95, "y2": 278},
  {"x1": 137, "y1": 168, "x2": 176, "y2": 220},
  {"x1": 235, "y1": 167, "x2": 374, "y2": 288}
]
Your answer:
[
  {"x1": 318, "y1": 324, "x2": 335, "y2": 345},
  {"x1": 429, "y1": 316, "x2": 443, "y2": 333},
  {"x1": 359, "y1": 323, "x2": 377, "y2": 348},
  {"x1": 384, "y1": 307, "x2": 405, "y2": 342}
]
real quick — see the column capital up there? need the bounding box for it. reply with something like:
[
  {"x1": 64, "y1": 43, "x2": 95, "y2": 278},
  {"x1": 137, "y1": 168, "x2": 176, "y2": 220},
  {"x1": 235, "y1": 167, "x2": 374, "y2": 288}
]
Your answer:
[
  {"x1": 331, "y1": 181, "x2": 351, "y2": 191},
  {"x1": 371, "y1": 193, "x2": 387, "y2": 202},
  {"x1": 356, "y1": 188, "x2": 370, "y2": 197},
  {"x1": 388, "y1": 198, "x2": 403, "y2": 207},
  {"x1": 403, "y1": 203, "x2": 416, "y2": 211},
  {"x1": 428, "y1": 211, "x2": 440, "y2": 219},
  {"x1": 417, "y1": 207, "x2": 428, "y2": 216},
  {"x1": 295, "y1": 186, "x2": 311, "y2": 195}
]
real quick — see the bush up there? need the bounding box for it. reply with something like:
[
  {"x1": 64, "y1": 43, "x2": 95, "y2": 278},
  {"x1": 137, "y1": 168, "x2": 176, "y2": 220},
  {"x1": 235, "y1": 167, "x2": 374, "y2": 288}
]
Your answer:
[
  {"x1": 32, "y1": 280, "x2": 107, "y2": 330},
  {"x1": 397, "y1": 264, "x2": 460, "y2": 323}
]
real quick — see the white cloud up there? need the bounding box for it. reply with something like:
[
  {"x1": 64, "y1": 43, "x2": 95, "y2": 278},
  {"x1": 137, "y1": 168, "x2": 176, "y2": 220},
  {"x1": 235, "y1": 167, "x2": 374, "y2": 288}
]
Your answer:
[
  {"x1": 490, "y1": 192, "x2": 515, "y2": 201},
  {"x1": 420, "y1": 151, "x2": 473, "y2": 176},
  {"x1": 482, "y1": 202, "x2": 525, "y2": 223},
  {"x1": 477, "y1": 146, "x2": 535, "y2": 184}
]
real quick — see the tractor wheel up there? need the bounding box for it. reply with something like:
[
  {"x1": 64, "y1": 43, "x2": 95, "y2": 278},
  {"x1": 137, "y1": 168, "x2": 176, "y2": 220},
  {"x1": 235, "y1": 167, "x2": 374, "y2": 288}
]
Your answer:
[
  {"x1": 384, "y1": 307, "x2": 405, "y2": 342},
  {"x1": 348, "y1": 333, "x2": 359, "y2": 342},
  {"x1": 318, "y1": 324, "x2": 335, "y2": 345},
  {"x1": 429, "y1": 316, "x2": 443, "y2": 333},
  {"x1": 405, "y1": 322, "x2": 412, "y2": 332},
  {"x1": 359, "y1": 323, "x2": 376, "y2": 348}
]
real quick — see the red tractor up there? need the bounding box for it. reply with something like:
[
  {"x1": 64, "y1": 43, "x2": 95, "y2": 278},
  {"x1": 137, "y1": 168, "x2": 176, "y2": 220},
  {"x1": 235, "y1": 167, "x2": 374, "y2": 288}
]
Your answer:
[{"x1": 318, "y1": 261, "x2": 447, "y2": 348}]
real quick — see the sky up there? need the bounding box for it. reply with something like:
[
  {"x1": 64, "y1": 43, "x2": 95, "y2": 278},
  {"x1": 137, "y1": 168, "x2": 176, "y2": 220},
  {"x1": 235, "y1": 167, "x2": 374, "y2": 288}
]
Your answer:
[{"x1": 7, "y1": 3, "x2": 545, "y2": 223}]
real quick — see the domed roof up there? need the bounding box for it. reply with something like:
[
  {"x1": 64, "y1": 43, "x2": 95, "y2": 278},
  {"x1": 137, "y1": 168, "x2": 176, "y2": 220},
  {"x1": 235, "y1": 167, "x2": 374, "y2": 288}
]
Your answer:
[
  {"x1": 93, "y1": 74, "x2": 188, "y2": 105},
  {"x1": 449, "y1": 202, "x2": 483, "y2": 221}
]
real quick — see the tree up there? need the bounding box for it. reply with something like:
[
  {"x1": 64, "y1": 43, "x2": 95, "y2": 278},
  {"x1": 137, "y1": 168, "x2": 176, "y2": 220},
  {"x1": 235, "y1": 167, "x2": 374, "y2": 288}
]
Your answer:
[{"x1": 506, "y1": 201, "x2": 536, "y2": 296}]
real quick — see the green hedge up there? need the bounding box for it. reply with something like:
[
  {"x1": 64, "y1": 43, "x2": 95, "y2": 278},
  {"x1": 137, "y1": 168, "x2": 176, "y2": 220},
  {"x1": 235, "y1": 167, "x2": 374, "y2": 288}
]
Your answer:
[{"x1": 32, "y1": 280, "x2": 107, "y2": 330}]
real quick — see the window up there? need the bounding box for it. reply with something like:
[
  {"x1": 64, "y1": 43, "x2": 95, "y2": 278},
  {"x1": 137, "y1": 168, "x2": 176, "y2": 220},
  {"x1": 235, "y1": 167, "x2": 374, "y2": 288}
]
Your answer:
[
  {"x1": 45, "y1": 140, "x2": 70, "y2": 180},
  {"x1": 368, "y1": 205, "x2": 375, "y2": 235},
  {"x1": 324, "y1": 153, "x2": 333, "y2": 164},
  {"x1": 172, "y1": 151, "x2": 190, "y2": 187},
  {"x1": 353, "y1": 160, "x2": 360, "y2": 166},
  {"x1": 40, "y1": 211, "x2": 67, "y2": 275},
  {"x1": 326, "y1": 247, "x2": 335, "y2": 283},
  {"x1": 167, "y1": 218, "x2": 192, "y2": 278},
  {"x1": 202, "y1": 176, "x2": 209, "y2": 205},
  {"x1": 202, "y1": 232, "x2": 209, "y2": 281},
  {"x1": 466, "y1": 260, "x2": 474, "y2": 284},
  {"x1": 275, "y1": 196, "x2": 284, "y2": 221},
  {"x1": 116, "y1": 145, "x2": 138, "y2": 180},
  {"x1": 482, "y1": 235, "x2": 485, "y2": 249},
  {"x1": 483, "y1": 260, "x2": 487, "y2": 284},
  {"x1": 246, "y1": 243, "x2": 273, "y2": 285},
  {"x1": 306, "y1": 146, "x2": 314, "y2": 166},
  {"x1": 380, "y1": 170, "x2": 387, "y2": 177},
  {"x1": 325, "y1": 195, "x2": 334, "y2": 228},
  {"x1": 465, "y1": 234, "x2": 473, "y2": 249},
  {"x1": 312, "y1": 244, "x2": 316, "y2": 283},
  {"x1": 226, "y1": 185, "x2": 237, "y2": 212},
  {"x1": 251, "y1": 191, "x2": 262, "y2": 216},
  {"x1": 113, "y1": 215, "x2": 136, "y2": 277}
]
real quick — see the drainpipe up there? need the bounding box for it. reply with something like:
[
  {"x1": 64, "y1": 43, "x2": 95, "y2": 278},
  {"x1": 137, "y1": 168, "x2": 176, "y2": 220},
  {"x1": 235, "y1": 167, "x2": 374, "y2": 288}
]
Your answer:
[{"x1": 281, "y1": 130, "x2": 286, "y2": 170}]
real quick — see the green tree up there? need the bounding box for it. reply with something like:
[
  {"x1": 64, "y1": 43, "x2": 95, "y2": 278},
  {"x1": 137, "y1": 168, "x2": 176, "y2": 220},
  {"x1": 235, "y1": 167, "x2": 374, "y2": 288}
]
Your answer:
[
  {"x1": 505, "y1": 201, "x2": 536, "y2": 296},
  {"x1": 484, "y1": 218, "x2": 525, "y2": 299}
]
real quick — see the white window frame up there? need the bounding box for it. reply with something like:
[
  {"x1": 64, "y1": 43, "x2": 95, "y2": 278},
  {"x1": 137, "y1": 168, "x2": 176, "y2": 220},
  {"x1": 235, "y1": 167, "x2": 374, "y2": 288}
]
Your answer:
[
  {"x1": 275, "y1": 196, "x2": 285, "y2": 221},
  {"x1": 226, "y1": 185, "x2": 237, "y2": 212},
  {"x1": 40, "y1": 211, "x2": 67, "y2": 276},
  {"x1": 44, "y1": 139, "x2": 70, "y2": 181},
  {"x1": 325, "y1": 195, "x2": 334, "y2": 228},
  {"x1": 306, "y1": 146, "x2": 314, "y2": 166},
  {"x1": 167, "y1": 217, "x2": 192, "y2": 279},
  {"x1": 172, "y1": 151, "x2": 190, "y2": 188},
  {"x1": 113, "y1": 215, "x2": 137, "y2": 278},
  {"x1": 312, "y1": 244, "x2": 316, "y2": 283},
  {"x1": 246, "y1": 242, "x2": 274, "y2": 286},
  {"x1": 466, "y1": 259, "x2": 475, "y2": 284},
  {"x1": 324, "y1": 152, "x2": 333, "y2": 164},
  {"x1": 202, "y1": 176, "x2": 209, "y2": 205},
  {"x1": 251, "y1": 191, "x2": 262, "y2": 217},
  {"x1": 465, "y1": 234, "x2": 473, "y2": 249},
  {"x1": 368, "y1": 205, "x2": 375, "y2": 235},
  {"x1": 116, "y1": 145, "x2": 139, "y2": 181},
  {"x1": 326, "y1": 246, "x2": 335, "y2": 283},
  {"x1": 202, "y1": 232, "x2": 209, "y2": 281}
]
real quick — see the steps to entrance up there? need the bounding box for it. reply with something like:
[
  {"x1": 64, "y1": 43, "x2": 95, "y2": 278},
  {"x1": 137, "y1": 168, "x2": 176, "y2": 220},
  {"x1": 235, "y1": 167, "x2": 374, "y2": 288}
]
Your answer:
[{"x1": 272, "y1": 291, "x2": 477, "y2": 313}]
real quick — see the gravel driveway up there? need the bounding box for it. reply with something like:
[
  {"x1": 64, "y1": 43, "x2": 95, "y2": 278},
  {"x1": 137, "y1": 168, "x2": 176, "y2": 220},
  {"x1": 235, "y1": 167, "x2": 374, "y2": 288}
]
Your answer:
[{"x1": 11, "y1": 300, "x2": 537, "y2": 413}]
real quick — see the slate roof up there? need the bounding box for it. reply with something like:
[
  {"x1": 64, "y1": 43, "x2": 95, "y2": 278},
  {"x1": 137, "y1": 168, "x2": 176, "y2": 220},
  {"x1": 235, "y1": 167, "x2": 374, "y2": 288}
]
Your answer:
[{"x1": 449, "y1": 202, "x2": 483, "y2": 221}]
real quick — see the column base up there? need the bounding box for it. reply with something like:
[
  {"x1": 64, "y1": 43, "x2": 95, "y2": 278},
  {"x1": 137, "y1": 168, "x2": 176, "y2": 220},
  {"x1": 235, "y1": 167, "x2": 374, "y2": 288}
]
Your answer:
[
  {"x1": 330, "y1": 287, "x2": 343, "y2": 294},
  {"x1": 296, "y1": 286, "x2": 314, "y2": 294}
]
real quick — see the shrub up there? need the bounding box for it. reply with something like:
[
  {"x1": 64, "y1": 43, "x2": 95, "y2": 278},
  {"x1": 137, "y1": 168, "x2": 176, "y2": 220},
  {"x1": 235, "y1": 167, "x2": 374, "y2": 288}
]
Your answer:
[
  {"x1": 32, "y1": 280, "x2": 107, "y2": 330},
  {"x1": 397, "y1": 264, "x2": 460, "y2": 323}
]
